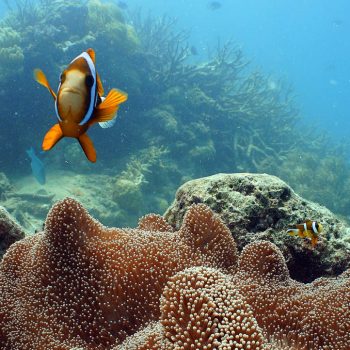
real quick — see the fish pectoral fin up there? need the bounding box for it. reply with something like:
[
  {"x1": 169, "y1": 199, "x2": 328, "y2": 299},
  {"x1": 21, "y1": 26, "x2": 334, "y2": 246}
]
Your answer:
[
  {"x1": 42, "y1": 124, "x2": 63, "y2": 151},
  {"x1": 34, "y1": 69, "x2": 57, "y2": 100},
  {"x1": 78, "y1": 133, "x2": 96, "y2": 163},
  {"x1": 92, "y1": 89, "x2": 128, "y2": 123}
]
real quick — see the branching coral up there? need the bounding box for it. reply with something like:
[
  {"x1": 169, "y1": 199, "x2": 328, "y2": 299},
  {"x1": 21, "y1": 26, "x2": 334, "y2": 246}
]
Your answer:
[
  {"x1": 0, "y1": 1, "x2": 348, "y2": 220},
  {"x1": 87, "y1": 0, "x2": 139, "y2": 54},
  {"x1": 131, "y1": 13, "x2": 193, "y2": 87},
  {"x1": 0, "y1": 198, "x2": 237, "y2": 349}
]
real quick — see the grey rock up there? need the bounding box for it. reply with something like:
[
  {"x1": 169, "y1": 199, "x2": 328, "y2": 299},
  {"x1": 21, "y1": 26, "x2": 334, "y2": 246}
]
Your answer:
[
  {"x1": 165, "y1": 173, "x2": 350, "y2": 282},
  {"x1": 0, "y1": 206, "x2": 25, "y2": 259}
]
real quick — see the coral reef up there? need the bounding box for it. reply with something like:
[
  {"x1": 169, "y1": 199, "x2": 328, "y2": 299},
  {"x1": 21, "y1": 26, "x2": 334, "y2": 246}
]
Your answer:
[
  {"x1": 0, "y1": 153, "x2": 175, "y2": 232},
  {"x1": 87, "y1": 0, "x2": 139, "y2": 55},
  {"x1": 165, "y1": 173, "x2": 350, "y2": 282},
  {"x1": 1, "y1": 197, "x2": 349, "y2": 349},
  {"x1": 0, "y1": 26, "x2": 23, "y2": 80},
  {"x1": 265, "y1": 149, "x2": 350, "y2": 218},
  {"x1": 112, "y1": 146, "x2": 170, "y2": 220},
  {"x1": 0, "y1": 172, "x2": 13, "y2": 197}
]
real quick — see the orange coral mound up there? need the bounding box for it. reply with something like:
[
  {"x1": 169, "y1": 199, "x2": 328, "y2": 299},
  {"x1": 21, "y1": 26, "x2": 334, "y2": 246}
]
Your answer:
[
  {"x1": 233, "y1": 241, "x2": 350, "y2": 349},
  {"x1": 0, "y1": 198, "x2": 237, "y2": 350},
  {"x1": 115, "y1": 242, "x2": 350, "y2": 350},
  {"x1": 116, "y1": 267, "x2": 267, "y2": 350}
]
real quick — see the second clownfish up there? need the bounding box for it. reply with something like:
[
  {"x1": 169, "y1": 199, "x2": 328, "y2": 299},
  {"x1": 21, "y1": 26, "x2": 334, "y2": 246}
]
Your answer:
[
  {"x1": 34, "y1": 48, "x2": 128, "y2": 162},
  {"x1": 287, "y1": 220, "x2": 323, "y2": 248}
]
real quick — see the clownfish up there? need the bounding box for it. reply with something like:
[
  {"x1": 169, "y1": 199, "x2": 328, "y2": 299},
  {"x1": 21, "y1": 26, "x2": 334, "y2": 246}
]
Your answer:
[
  {"x1": 287, "y1": 220, "x2": 323, "y2": 248},
  {"x1": 34, "y1": 48, "x2": 128, "y2": 162}
]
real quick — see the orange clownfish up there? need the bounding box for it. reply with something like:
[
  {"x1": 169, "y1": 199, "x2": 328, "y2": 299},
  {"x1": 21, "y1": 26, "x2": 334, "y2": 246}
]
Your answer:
[
  {"x1": 34, "y1": 48, "x2": 128, "y2": 162},
  {"x1": 287, "y1": 220, "x2": 323, "y2": 248}
]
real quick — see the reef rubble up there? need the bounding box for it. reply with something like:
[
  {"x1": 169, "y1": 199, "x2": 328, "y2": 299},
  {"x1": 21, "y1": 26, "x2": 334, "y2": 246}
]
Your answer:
[{"x1": 0, "y1": 206, "x2": 25, "y2": 260}]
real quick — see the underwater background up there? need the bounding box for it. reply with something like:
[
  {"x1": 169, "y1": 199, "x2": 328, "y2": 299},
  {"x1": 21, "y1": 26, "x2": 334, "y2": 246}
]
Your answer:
[{"x1": 0, "y1": 0, "x2": 349, "y2": 231}]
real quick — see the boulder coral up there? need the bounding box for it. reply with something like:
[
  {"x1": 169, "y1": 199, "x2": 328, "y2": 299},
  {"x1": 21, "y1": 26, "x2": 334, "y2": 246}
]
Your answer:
[{"x1": 165, "y1": 173, "x2": 350, "y2": 282}]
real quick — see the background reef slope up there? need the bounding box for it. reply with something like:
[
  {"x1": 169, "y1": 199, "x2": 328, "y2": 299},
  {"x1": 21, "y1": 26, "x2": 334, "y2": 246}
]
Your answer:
[{"x1": 0, "y1": 0, "x2": 350, "y2": 227}]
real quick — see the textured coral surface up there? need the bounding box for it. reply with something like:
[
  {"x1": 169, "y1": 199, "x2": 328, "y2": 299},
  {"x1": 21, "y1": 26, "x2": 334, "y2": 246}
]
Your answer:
[
  {"x1": 0, "y1": 198, "x2": 237, "y2": 349},
  {"x1": 0, "y1": 197, "x2": 349, "y2": 350},
  {"x1": 116, "y1": 243, "x2": 350, "y2": 350},
  {"x1": 115, "y1": 266, "x2": 266, "y2": 350},
  {"x1": 233, "y1": 241, "x2": 350, "y2": 349}
]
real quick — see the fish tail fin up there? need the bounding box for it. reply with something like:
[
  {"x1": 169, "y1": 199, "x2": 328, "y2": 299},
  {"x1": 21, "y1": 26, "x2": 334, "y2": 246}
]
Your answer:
[
  {"x1": 42, "y1": 124, "x2": 63, "y2": 151},
  {"x1": 78, "y1": 133, "x2": 96, "y2": 163},
  {"x1": 287, "y1": 228, "x2": 299, "y2": 236},
  {"x1": 92, "y1": 89, "x2": 128, "y2": 125}
]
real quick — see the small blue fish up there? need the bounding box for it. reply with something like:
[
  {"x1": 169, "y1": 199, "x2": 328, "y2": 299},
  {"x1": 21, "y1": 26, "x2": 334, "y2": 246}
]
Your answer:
[
  {"x1": 208, "y1": 1, "x2": 222, "y2": 10},
  {"x1": 26, "y1": 147, "x2": 46, "y2": 185}
]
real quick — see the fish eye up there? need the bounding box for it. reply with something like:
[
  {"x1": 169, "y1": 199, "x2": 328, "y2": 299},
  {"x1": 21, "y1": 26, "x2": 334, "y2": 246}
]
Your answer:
[{"x1": 85, "y1": 75, "x2": 95, "y2": 88}]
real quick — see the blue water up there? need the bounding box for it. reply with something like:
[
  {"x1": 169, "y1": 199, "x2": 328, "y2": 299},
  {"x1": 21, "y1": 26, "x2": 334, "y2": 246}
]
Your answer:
[{"x1": 122, "y1": 0, "x2": 350, "y2": 138}]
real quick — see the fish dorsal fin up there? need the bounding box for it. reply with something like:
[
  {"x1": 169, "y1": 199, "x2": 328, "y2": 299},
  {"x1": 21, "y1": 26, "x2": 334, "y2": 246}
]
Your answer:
[
  {"x1": 86, "y1": 48, "x2": 96, "y2": 64},
  {"x1": 92, "y1": 89, "x2": 128, "y2": 123},
  {"x1": 34, "y1": 69, "x2": 57, "y2": 100},
  {"x1": 85, "y1": 48, "x2": 104, "y2": 97},
  {"x1": 96, "y1": 73, "x2": 104, "y2": 96}
]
